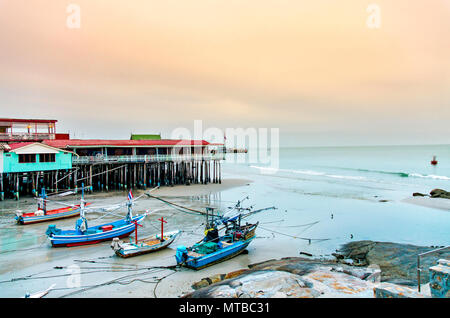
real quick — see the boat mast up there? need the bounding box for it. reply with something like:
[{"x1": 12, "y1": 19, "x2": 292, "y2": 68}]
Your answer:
[
  {"x1": 126, "y1": 191, "x2": 133, "y2": 223},
  {"x1": 75, "y1": 183, "x2": 88, "y2": 233},
  {"x1": 80, "y1": 182, "x2": 86, "y2": 219},
  {"x1": 39, "y1": 188, "x2": 47, "y2": 214}
]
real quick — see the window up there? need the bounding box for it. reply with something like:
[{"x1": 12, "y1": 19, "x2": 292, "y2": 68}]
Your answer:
[
  {"x1": 40, "y1": 153, "x2": 56, "y2": 162},
  {"x1": 18, "y1": 154, "x2": 36, "y2": 163}
]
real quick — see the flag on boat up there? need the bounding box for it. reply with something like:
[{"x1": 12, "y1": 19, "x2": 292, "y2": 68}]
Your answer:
[{"x1": 128, "y1": 190, "x2": 133, "y2": 201}]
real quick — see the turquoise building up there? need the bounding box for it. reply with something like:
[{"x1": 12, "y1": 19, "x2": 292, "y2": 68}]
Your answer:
[{"x1": 1, "y1": 142, "x2": 73, "y2": 173}]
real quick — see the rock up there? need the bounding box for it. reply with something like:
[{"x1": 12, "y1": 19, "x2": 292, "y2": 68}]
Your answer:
[
  {"x1": 429, "y1": 189, "x2": 450, "y2": 199},
  {"x1": 191, "y1": 279, "x2": 210, "y2": 290},
  {"x1": 342, "y1": 258, "x2": 354, "y2": 265},
  {"x1": 191, "y1": 274, "x2": 226, "y2": 290},
  {"x1": 185, "y1": 270, "x2": 322, "y2": 298},
  {"x1": 412, "y1": 192, "x2": 427, "y2": 197},
  {"x1": 185, "y1": 257, "x2": 382, "y2": 298},
  {"x1": 300, "y1": 251, "x2": 313, "y2": 257},
  {"x1": 335, "y1": 241, "x2": 450, "y2": 284},
  {"x1": 374, "y1": 282, "x2": 427, "y2": 298},
  {"x1": 225, "y1": 269, "x2": 248, "y2": 280},
  {"x1": 332, "y1": 253, "x2": 344, "y2": 260}
]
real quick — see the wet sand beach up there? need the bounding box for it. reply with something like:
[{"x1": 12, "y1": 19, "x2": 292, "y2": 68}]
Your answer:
[
  {"x1": 0, "y1": 178, "x2": 258, "y2": 298},
  {"x1": 402, "y1": 196, "x2": 450, "y2": 211}
]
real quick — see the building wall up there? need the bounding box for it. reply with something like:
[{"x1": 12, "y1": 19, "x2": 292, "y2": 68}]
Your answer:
[
  {"x1": 0, "y1": 150, "x2": 3, "y2": 173},
  {"x1": 2, "y1": 151, "x2": 72, "y2": 173}
]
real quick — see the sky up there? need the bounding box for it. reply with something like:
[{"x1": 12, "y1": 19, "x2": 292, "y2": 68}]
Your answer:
[{"x1": 0, "y1": 1, "x2": 449, "y2": 146}]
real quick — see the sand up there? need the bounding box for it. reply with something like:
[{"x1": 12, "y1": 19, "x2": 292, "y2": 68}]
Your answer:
[
  {"x1": 402, "y1": 197, "x2": 450, "y2": 211},
  {"x1": 148, "y1": 178, "x2": 252, "y2": 197}
]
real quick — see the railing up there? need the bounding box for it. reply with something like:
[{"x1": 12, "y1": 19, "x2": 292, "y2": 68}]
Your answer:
[
  {"x1": 72, "y1": 153, "x2": 226, "y2": 164},
  {"x1": 0, "y1": 132, "x2": 55, "y2": 141},
  {"x1": 417, "y1": 245, "x2": 450, "y2": 292}
]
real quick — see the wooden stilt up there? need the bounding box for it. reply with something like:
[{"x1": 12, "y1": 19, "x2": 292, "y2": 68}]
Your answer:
[{"x1": 0, "y1": 173, "x2": 4, "y2": 201}]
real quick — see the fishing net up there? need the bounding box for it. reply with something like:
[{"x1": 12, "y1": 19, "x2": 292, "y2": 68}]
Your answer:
[{"x1": 193, "y1": 242, "x2": 218, "y2": 254}]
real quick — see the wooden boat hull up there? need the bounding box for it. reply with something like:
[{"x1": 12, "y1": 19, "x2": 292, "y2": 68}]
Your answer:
[
  {"x1": 112, "y1": 230, "x2": 181, "y2": 258},
  {"x1": 16, "y1": 203, "x2": 91, "y2": 225},
  {"x1": 181, "y1": 238, "x2": 254, "y2": 270},
  {"x1": 48, "y1": 214, "x2": 145, "y2": 247}
]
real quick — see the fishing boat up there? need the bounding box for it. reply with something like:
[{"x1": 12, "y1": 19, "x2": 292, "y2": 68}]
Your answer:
[
  {"x1": 46, "y1": 187, "x2": 146, "y2": 247},
  {"x1": 111, "y1": 215, "x2": 180, "y2": 257},
  {"x1": 175, "y1": 207, "x2": 258, "y2": 270},
  {"x1": 15, "y1": 189, "x2": 91, "y2": 225},
  {"x1": 112, "y1": 230, "x2": 181, "y2": 258}
]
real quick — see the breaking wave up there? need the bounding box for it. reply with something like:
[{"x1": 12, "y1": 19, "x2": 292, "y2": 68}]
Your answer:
[
  {"x1": 249, "y1": 166, "x2": 367, "y2": 181},
  {"x1": 408, "y1": 173, "x2": 450, "y2": 181},
  {"x1": 340, "y1": 168, "x2": 450, "y2": 181},
  {"x1": 250, "y1": 166, "x2": 450, "y2": 181}
]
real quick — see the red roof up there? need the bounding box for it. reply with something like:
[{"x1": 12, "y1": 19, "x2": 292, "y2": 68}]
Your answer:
[
  {"x1": 0, "y1": 118, "x2": 57, "y2": 124},
  {"x1": 6, "y1": 142, "x2": 35, "y2": 150},
  {"x1": 43, "y1": 139, "x2": 210, "y2": 148}
]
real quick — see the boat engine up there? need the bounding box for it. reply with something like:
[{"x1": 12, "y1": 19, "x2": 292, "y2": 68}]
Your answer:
[
  {"x1": 111, "y1": 237, "x2": 124, "y2": 252},
  {"x1": 46, "y1": 225, "x2": 62, "y2": 237},
  {"x1": 175, "y1": 245, "x2": 188, "y2": 264}
]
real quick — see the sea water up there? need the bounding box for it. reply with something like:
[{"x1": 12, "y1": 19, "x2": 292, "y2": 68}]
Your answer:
[{"x1": 220, "y1": 144, "x2": 450, "y2": 257}]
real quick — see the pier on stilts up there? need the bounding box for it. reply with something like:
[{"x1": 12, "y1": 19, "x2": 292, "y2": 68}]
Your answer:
[
  {"x1": 0, "y1": 117, "x2": 226, "y2": 201},
  {"x1": 0, "y1": 148, "x2": 224, "y2": 201}
]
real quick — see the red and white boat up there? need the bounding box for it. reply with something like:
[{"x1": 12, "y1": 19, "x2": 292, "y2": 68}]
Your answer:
[
  {"x1": 15, "y1": 188, "x2": 91, "y2": 225},
  {"x1": 15, "y1": 203, "x2": 91, "y2": 225}
]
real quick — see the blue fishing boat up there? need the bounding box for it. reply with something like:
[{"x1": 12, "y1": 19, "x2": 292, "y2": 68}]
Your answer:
[
  {"x1": 175, "y1": 207, "x2": 258, "y2": 270},
  {"x1": 46, "y1": 187, "x2": 146, "y2": 247}
]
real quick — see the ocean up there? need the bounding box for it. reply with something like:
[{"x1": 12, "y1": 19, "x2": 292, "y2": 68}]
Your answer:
[{"x1": 220, "y1": 144, "x2": 450, "y2": 256}]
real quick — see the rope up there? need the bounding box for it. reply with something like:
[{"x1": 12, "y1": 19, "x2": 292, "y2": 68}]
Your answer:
[
  {"x1": 75, "y1": 164, "x2": 127, "y2": 183},
  {"x1": 59, "y1": 267, "x2": 177, "y2": 298},
  {"x1": 146, "y1": 195, "x2": 208, "y2": 215},
  {"x1": 258, "y1": 225, "x2": 331, "y2": 243},
  {"x1": 55, "y1": 168, "x2": 79, "y2": 184},
  {"x1": 278, "y1": 221, "x2": 320, "y2": 228}
]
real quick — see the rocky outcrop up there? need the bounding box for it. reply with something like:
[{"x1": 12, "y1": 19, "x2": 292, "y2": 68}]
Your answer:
[
  {"x1": 184, "y1": 257, "x2": 381, "y2": 298},
  {"x1": 429, "y1": 189, "x2": 450, "y2": 199},
  {"x1": 374, "y1": 282, "x2": 426, "y2": 298},
  {"x1": 334, "y1": 241, "x2": 450, "y2": 285},
  {"x1": 183, "y1": 241, "x2": 449, "y2": 298},
  {"x1": 412, "y1": 189, "x2": 450, "y2": 199}
]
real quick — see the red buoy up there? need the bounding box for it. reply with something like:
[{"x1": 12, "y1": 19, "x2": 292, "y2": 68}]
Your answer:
[{"x1": 431, "y1": 156, "x2": 438, "y2": 166}]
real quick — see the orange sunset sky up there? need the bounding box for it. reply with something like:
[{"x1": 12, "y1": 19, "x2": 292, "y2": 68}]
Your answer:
[{"x1": 0, "y1": 1, "x2": 449, "y2": 146}]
